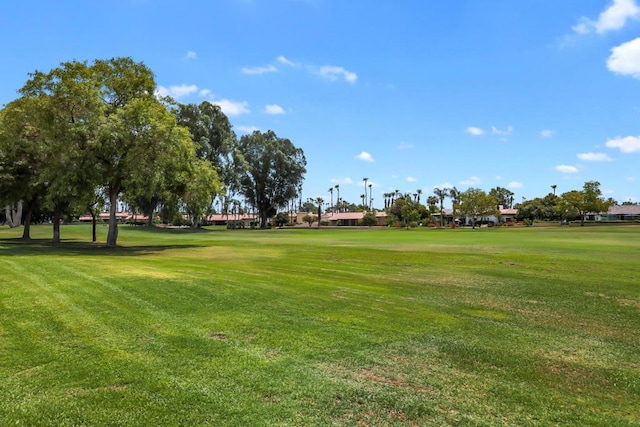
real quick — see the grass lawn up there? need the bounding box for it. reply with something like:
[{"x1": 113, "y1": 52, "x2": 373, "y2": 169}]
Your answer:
[{"x1": 0, "y1": 224, "x2": 638, "y2": 426}]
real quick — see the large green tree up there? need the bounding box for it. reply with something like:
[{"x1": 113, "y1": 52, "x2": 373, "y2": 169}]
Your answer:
[
  {"x1": 19, "y1": 60, "x2": 104, "y2": 243},
  {"x1": 174, "y1": 101, "x2": 235, "y2": 168},
  {"x1": 182, "y1": 159, "x2": 223, "y2": 227},
  {"x1": 489, "y1": 186, "x2": 515, "y2": 209},
  {"x1": 458, "y1": 188, "x2": 498, "y2": 228},
  {"x1": 515, "y1": 193, "x2": 563, "y2": 223},
  {"x1": 387, "y1": 195, "x2": 423, "y2": 228},
  {"x1": 0, "y1": 98, "x2": 48, "y2": 238},
  {"x1": 88, "y1": 57, "x2": 200, "y2": 246},
  {"x1": 235, "y1": 130, "x2": 306, "y2": 229},
  {"x1": 560, "y1": 181, "x2": 612, "y2": 226}
]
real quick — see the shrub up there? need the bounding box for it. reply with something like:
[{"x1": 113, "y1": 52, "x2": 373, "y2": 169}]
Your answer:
[{"x1": 359, "y1": 212, "x2": 378, "y2": 227}]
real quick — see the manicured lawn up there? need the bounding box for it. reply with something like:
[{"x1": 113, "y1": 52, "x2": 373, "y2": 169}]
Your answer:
[{"x1": 0, "y1": 224, "x2": 638, "y2": 425}]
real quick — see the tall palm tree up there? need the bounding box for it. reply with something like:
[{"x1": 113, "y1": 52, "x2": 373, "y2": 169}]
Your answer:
[
  {"x1": 416, "y1": 189, "x2": 422, "y2": 205},
  {"x1": 394, "y1": 189, "x2": 400, "y2": 203},
  {"x1": 368, "y1": 183, "x2": 373, "y2": 210},
  {"x1": 334, "y1": 184, "x2": 340, "y2": 212},
  {"x1": 362, "y1": 177, "x2": 369, "y2": 207},
  {"x1": 449, "y1": 186, "x2": 460, "y2": 222},
  {"x1": 315, "y1": 197, "x2": 324, "y2": 227},
  {"x1": 361, "y1": 194, "x2": 366, "y2": 207},
  {"x1": 551, "y1": 184, "x2": 557, "y2": 196},
  {"x1": 433, "y1": 187, "x2": 450, "y2": 227},
  {"x1": 328, "y1": 187, "x2": 334, "y2": 212}
]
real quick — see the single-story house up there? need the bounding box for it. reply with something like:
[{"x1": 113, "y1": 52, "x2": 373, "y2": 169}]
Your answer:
[
  {"x1": 602, "y1": 205, "x2": 640, "y2": 221},
  {"x1": 206, "y1": 213, "x2": 259, "y2": 227},
  {"x1": 324, "y1": 211, "x2": 387, "y2": 226},
  {"x1": 78, "y1": 212, "x2": 132, "y2": 223}
]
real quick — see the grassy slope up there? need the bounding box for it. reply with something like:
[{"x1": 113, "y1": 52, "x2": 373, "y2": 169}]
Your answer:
[{"x1": 0, "y1": 224, "x2": 638, "y2": 426}]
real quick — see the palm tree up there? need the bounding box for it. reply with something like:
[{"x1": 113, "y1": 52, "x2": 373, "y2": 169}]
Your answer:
[
  {"x1": 334, "y1": 184, "x2": 340, "y2": 212},
  {"x1": 362, "y1": 177, "x2": 369, "y2": 207},
  {"x1": 361, "y1": 194, "x2": 366, "y2": 207},
  {"x1": 368, "y1": 183, "x2": 373, "y2": 209},
  {"x1": 316, "y1": 197, "x2": 324, "y2": 227},
  {"x1": 394, "y1": 189, "x2": 400, "y2": 203},
  {"x1": 551, "y1": 184, "x2": 557, "y2": 196},
  {"x1": 449, "y1": 186, "x2": 460, "y2": 223},
  {"x1": 328, "y1": 187, "x2": 334, "y2": 212},
  {"x1": 433, "y1": 187, "x2": 450, "y2": 227},
  {"x1": 416, "y1": 189, "x2": 422, "y2": 205}
]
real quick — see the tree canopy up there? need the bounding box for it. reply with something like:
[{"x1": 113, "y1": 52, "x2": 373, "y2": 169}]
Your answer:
[
  {"x1": 560, "y1": 181, "x2": 612, "y2": 226},
  {"x1": 458, "y1": 188, "x2": 498, "y2": 228},
  {"x1": 0, "y1": 57, "x2": 225, "y2": 246},
  {"x1": 235, "y1": 130, "x2": 306, "y2": 229}
]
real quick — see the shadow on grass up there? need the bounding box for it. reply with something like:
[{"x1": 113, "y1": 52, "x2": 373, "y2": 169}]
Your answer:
[{"x1": 0, "y1": 238, "x2": 203, "y2": 257}]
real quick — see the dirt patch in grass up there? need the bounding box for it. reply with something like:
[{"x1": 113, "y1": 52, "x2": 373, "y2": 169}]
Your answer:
[
  {"x1": 352, "y1": 366, "x2": 433, "y2": 394},
  {"x1": 206, "y1": 332, "x2": 228, "y2": 340}
]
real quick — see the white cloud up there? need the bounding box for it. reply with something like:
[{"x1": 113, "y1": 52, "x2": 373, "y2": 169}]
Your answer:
[
  {"x1": 491, "y1": 125, "x2": 513, "y2": 136},
  {"x1": 277, "y1": 56, "x2": 296, "y2": 66},
  {"x1": 241, "y1": 64, "x2": 278, "y2": 75},
  {"x1": 605, "y1": 135, "x2": 640, "y2": 152},
  {"x1": 540, "y1": 129, "x2": 554, "y2": 138},
  {"x1": 155, "y1": 84, "x2": 198, "y2": 100},
  {"x1": 460, "y1": 176, "x2": 482, "y2": 186},
  {"x1": 466, "y1": 126, "x2": 484, "y2": 136},
  {"x1": 355, "y1": 151, "x2": 374, "y2": 162},
  {"x1": 214, "y1": 99, "x2": 250, "y2": 116},
  {"x1": 199, "y1": 89, "x2": 213, "y2": 98},
  {"x1": 573, "y1": 0, "x2": 640, "y2": 34},
  {"x1": 433, "y1": 182, "x2": 454, "y2": 189},
  {"x1": 264, "y1": 104, "x2": 285, "y2": 115},
  {"x1": 185, "y1": 51, "x2": 197, "y2": 60},
  {"x1": 608, "y1": 37, "x2": 640, "y2": 78},
  {"x1": 319, "y1": 65, "x2": 357, "y2": 83},
  {"x1": 397, "y1": 141, "x2": 414, "y2": 150},
  {"x1": 330, "y1": 177, "x2": 353, "y2": 185},
  {"x1": 577, "y1": 152, "x2": 613, "y2": 161},
  {"x1": 555, "y1": 165, "x2": 580, "y2": 173},
  {"x1": 236, "y1": 125, "x2": 259, "y2": 134},
  {"x1": 406, "y1": 176, "x2": 417, "y2": 183},
  {"x1": 507, "y1": 181, "x2": 524, "y2": 189}
]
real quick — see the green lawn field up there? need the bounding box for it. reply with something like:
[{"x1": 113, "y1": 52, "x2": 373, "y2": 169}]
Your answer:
[{"x1": 0, "y1": 224, "x2": 638, "y2": 426}]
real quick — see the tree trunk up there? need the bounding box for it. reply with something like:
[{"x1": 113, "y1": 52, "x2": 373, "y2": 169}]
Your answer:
[
  {"x1": 91, "y1": 211, "x2": 97, "y2": 243},
  {"x1": 52, "y1": 207, "x2": 62, "y2": 244},
  {"x1": 5, "y1": 201, "x2": 23, "y2": 228},
  {"x1": 21, "y1": 200, "x2": 34, "y2": 240},
  {"x1": 260, "y1": 211, "x2": 268, "y2": 229},
  {"x1": 107, "y1": 188, "x2": 119, "y2": 247}
]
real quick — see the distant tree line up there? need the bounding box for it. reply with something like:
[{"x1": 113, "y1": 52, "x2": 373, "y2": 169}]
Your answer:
[
  {"x1": 0, "y1": 57, "x2": 306, "y2": 245},
  {"x1": 382, "y1": 182, "x2": 616, "y2": 228}
]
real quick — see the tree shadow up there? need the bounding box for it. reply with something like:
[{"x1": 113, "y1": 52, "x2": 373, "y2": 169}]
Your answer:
[{"x1": 0, "y1": 238, "x2": 203, "y2": 257}]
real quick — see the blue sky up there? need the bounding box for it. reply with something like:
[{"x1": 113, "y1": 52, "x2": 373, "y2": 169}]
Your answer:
[{"x1": 1, "y1": 0, "x2": 640, "y2": 207}]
